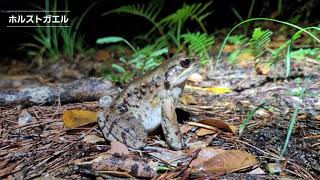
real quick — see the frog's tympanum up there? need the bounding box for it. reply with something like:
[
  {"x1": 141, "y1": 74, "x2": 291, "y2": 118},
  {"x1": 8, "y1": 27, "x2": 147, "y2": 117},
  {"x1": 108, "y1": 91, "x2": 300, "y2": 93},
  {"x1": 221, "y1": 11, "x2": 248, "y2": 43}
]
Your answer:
[{"x1": 98, "y1": 55, "x2": 199, "y2": 150}]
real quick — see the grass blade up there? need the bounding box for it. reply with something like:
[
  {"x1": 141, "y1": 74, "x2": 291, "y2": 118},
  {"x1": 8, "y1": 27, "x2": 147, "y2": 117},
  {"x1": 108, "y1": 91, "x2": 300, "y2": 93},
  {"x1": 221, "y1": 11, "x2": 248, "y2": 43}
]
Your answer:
[
  {"x1": 239, "y1": 97, "x2": 276, "y2": 136},
  {"x1": 285, "y1": 41, "x2": 292, "y2": 77}
]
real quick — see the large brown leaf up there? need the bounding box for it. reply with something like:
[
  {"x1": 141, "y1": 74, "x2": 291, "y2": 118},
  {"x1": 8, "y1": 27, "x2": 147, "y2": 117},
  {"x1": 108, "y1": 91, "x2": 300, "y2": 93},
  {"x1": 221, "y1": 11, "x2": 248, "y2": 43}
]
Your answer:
[
  {"x1": 63, "y1": 110, "x2": 97, "y2": 128},
  {"x1": 191, "y1": 150, "x2": 258, "y2": 175},
  {"x1": 199, "y1": 119, "x2": 237, "y2": 134}
]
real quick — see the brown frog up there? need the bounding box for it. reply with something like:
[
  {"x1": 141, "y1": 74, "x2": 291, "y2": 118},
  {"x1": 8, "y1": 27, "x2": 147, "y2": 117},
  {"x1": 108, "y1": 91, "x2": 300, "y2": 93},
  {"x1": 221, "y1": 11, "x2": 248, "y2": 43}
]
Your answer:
[{"x1": 97, "y1": 55, "x2": 199, "y2": 150}]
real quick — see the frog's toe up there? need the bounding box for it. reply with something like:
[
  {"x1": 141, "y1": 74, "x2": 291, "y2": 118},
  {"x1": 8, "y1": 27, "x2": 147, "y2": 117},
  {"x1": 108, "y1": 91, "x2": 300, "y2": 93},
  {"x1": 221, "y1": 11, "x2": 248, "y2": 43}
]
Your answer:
[
  {"x1": 168, "y1": 140, "x2": 184, "y2": 150},
  {"x1": 164, "y1": 133, "x2": 184, "y2": 150},
  {"x1": 119, "y1": 125, "x2": 148, "y2": 149},
  {"x1": 127, "y1": 140, "x2": 147, "y2": 150}
]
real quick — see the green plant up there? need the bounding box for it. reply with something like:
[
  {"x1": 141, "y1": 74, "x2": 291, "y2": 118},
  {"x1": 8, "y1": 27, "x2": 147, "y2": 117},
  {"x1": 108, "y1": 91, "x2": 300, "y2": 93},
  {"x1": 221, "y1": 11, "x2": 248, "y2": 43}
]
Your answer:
[
  {"x1": 104, "y1": 0, "x2": 163, "y2": 35},
  {"x1": 226, "y1": 28, "x2": 272, "y2": 64},
  {"x1": 239, "y1": 79, "x2": 311, "y2": 159},
  {"x1": 280, "y1": 82, "x2": 308, "y2": 157},
  {"x1": 290, "y1": 48, "x2": 320, "y2": 61},
  {"x1": 248, "y1": 28, "x2": 273, "y2": 57},
  {"x1": 277, "y1": 0, "x2": 283, "y2": 15},
  {"x1": 104, "y1": 1, "x2": 214, "y2": 63},
  {"x1": 182, "y1": 32, "x2": 215, "y2": 63},
  {"x1": 96, "y1": 36, "x2": 168, "y2": 82},
  {"x1": 157, "y1": 2, "x2": 212, "y2": 48},
  {"x1": 239, "y1": 97, "x2": 276, "y2": 136},
  {"x1": 232, "y1": 0, "x2": 256, "y2": 22},
  {"x1": 22, "y1": 0, "x2": 95, "y2": 64},
  {"x1": 273, "y1": 26, "x2": 320, "y2": 76},
  {"x1": 227, "y1": 35, "x2": 249, "y2": 45},
  {"x1": 215, "y1": 18, "x2": 320, "y2": 77},
  {"x1": 98, "y1": 1, "x2": 214, "y2": 82},
  {"x1": 59, "y1": 1, "x2": 96, "y2": 58},
  {"x1": 226, "y1": 19, "x2": 318, "y2": 160}
]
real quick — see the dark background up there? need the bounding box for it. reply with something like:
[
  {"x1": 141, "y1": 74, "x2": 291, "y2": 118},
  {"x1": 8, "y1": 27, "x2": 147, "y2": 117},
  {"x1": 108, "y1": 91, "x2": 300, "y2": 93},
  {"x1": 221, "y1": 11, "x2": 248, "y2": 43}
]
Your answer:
[{"x1": 0, "y1": 0, "x2": 319, "y2": 58}]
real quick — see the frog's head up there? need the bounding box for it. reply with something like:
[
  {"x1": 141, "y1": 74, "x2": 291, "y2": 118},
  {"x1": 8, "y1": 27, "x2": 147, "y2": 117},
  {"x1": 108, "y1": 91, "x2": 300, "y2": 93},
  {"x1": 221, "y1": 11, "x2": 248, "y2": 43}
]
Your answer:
[{"x1": 164, "y1": 55, "x2": 199, "y2": 89}]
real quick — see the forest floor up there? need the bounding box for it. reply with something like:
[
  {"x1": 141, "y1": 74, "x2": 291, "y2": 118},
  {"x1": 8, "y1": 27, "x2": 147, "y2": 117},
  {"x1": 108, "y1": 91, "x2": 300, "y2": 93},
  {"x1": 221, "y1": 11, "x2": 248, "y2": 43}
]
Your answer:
[{"x1": 0, "y1": 48, "x2": 320, "y2": 179}]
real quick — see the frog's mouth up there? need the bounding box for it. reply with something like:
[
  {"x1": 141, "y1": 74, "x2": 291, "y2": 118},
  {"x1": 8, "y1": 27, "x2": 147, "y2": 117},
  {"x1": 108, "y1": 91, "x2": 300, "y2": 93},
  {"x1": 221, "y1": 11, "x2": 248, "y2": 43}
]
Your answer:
[{"x1": 172, "y1": 63, "x2": 199, "y2": 86}]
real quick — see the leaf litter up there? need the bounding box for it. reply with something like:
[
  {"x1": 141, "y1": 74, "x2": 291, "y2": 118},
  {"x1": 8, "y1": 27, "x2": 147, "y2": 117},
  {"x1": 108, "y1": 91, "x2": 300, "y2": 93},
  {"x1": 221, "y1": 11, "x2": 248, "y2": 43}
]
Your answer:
[{"x1": 1, "y1": 57, "x2": 320, "y2": 179}]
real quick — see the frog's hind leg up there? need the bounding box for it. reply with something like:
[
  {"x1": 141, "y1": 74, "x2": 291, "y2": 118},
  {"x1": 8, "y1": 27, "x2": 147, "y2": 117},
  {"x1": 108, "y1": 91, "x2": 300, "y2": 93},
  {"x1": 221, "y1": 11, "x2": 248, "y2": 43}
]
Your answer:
[{"x1": 97, "y1": 111, "x2": 148, "y2": 149}]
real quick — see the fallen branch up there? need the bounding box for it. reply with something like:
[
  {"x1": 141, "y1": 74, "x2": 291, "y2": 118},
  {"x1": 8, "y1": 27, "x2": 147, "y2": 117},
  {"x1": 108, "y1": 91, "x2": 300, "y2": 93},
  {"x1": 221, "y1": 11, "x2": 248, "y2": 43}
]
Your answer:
[{"x1": 0, "y1": 78, "x2": 120, "y2": 107}]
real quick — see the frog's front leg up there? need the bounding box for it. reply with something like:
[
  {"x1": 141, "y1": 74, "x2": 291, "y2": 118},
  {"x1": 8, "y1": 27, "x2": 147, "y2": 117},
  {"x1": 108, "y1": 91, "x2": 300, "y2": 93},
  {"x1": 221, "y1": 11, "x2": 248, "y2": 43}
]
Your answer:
[
  {"x1": 97, "y1": 111, "x2": 148, "y2": 149},
  {"x1": 161, "y1": 97, "x2": 184, "y2": 150}
]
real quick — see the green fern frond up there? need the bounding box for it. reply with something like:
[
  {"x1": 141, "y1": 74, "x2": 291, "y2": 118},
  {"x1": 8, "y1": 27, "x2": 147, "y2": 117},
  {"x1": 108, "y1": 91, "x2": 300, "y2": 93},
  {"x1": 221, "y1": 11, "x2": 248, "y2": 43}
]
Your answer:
[
  {"x1": 182, "y1": 32, "x2": 215, "y2": 62},
  {"x1": 128, "y1": 38, "x2": 168, "y2": 72},
  {"x1": 135, "y1": 37, "x2": 167, "y2": 56},
  {"x1": 103, "y1": 0, "x2": 163, "y2": 27},
  {"x1": 160, "y1": 4, "x2": 192, "y2": 27},
  {"x1": 290, "y1": 48, "x2": 320, "y2": 60},
  {"x1": 227, "y1": 35, "x2": 249, "y2": 45},
  {"x1": 248, "y1": 27, "x2": 273, "y2": 57},
  {"x1": 159, "y1": 2, "x2": 212, "y2": 32}
]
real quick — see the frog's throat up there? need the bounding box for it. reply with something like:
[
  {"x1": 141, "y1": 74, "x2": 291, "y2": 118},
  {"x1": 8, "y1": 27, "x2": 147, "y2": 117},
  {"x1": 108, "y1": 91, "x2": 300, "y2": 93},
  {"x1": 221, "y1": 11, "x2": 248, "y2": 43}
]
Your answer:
[{"x1": 172, "y1": 64, "x2": 199, "y2": 86}]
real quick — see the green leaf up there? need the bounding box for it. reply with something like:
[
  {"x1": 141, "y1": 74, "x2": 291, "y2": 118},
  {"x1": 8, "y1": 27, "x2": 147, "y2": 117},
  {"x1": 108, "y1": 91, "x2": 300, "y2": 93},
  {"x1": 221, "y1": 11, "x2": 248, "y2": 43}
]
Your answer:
[
  {"x1": 281, "y1": 80, "x2": 309, "y2": 156},
  {"x1": 227, "y1": 49, "x2": 242, "y2": 64},
  {"x1": 285, "y1": 41, "x2": 292, "y2": 77},
  {"x1": 96, "y1": 36, "x2": 137, "y2": 52},
  {"x1": 150, "y1": 48, "x2": 168, "y2": 57},
  {"x1": 182, "y1": 32, "x2": 215, "y2": 62},
  {"x1": 290, "y1": 48, "x2": 320, "y2": 60},
  {"x1": 239, "y1": 97, "x2": 276, "y2": 136},
  {"x1": 103, "y1": 0, "x2": 163, "y2": 28},
  {"x1": 111, "y1": 63, "x2": 126, "y2": 73},
  {"x1": 159, "y1": 2, "x2": 212, "y2": 33},
  {"x1": 215, "y1": 18, "x2": 320, "y2": 69},
  {"x1": 248, "y1": 27, "x2": 273, "y2": 57},
  {"x1": 227, "y1": 35, "x2": 248, "y2": 45},
  {"x1": 272, "y1": 40, "x2": 290, "y2": 58},
  {"x1": 97, "y1": 36, "x2": 127, "y2": 44}
]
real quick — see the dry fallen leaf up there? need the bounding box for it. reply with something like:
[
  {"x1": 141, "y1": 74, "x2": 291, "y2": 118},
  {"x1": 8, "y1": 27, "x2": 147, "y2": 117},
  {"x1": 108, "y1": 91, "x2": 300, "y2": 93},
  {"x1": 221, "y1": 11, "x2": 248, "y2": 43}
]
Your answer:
[
  {"x1": 186, "y1": 140, "x2": 208, "y2": 149},
  {"x1": 180, "y1": 124, "x2": 193, "y2": 135},
  {"x1": 187, "y1": 122, "x2": 217, "y2": 131},
  {"x1": 98, "y1": 171, "x2": 133, "y2": 178},
  {"x1": 109, "y1": 141, "x2": 129, "y2": 155},
  {"x1": 96, "y1": 49, "x2": 111, "y2": 61},
  {"x1": 83, "y1": 134, "x2": 105, "y2": 144},
  {"x1": 33, "y1": 176, "x2": 64, "y2": 180},
  {"x1": 255, "y1": 63, "x2": 271, "y2": 75},
  {"x1": 255, "y1": 108, "x2": 271, "y2": 118},
  {"x1": 238, "y1": 52, "x2": 255, "y2": 67},
  {"x1": 180, "y1": 94, "x2": 197, "y2": 105},
  {"x1": 186, "y1": 85, "x2": 232, "y2": 94},
  {"x1": 267, "y1": 162, "x2": 286, "y2": 174},
  {"x1": 196, "y1": 128, "x2": 215, "y2": 137},
  {"x1": 188, "y1": 147, "x2": 226, "y2": 167},
  {"x1": 145, "y1": 147, "x2": 188, "y2": 166},
  {"x1": 76, "y1": 153, "x2": 157, "y2": 178},
  {"x1": 63, "y1": 109, "x2": 97, "y2": 129},
  {"x1": 191, "y1": 150, "x2": 258, "y2": 175},
  {"x1": 198, "y1": 119, "x2": 237, "y2": 134},
  {"x1": 223, "y1": 44, "x2": 240, "y2": 53},
  {"x1": 248, "y1": 167, "x2": 266, "y2": 175}
]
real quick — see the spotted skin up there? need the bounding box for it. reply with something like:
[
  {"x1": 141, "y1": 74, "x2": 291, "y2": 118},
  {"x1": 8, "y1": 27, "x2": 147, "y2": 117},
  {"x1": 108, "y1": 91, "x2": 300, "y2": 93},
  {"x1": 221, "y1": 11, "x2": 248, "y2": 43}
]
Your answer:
[{"x1": 97, "y1": 55, "x2": 199, "y2": 150}]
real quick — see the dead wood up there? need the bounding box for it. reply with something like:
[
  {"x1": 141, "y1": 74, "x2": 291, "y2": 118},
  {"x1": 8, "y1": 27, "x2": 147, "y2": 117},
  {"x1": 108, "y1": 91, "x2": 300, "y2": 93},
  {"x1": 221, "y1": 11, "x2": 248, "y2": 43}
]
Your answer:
[{"x1": 0, "y1": 78, "x2": 120, "y2": 107}]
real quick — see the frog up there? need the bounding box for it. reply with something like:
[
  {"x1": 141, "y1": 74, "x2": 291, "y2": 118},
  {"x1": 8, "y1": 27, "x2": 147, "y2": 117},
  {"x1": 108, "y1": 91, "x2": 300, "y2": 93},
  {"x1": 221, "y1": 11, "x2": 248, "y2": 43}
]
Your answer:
[{"x1": 97, "y1": 55, "x2": 199, "y2": 150}]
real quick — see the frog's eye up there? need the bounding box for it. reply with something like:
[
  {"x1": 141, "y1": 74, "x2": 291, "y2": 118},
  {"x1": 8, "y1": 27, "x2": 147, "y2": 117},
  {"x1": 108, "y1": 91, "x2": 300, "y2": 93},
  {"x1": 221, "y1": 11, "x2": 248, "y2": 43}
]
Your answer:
[{"x1": 180, "y1": 58, "x2": 191, "y2": 68}]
